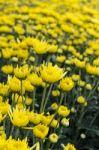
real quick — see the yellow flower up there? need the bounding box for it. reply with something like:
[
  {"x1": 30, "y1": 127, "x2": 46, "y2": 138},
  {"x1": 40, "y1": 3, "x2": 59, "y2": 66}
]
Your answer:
[
  {"x1": 78, "y1": 80, "x2": 86, "y2": 87},
  {"x1": 8, "y1": 77, "x2": 21, "y2": 92},
  {"x1": 0, "y1": 96, "x2": 3, "y2": 103},
  {"x1": 41, "y1": 115, "x2": 53, "y2": 125},
  {"x1": 59, "y1": 77, "x2": 74, "y2": 92},
  {"x1": 49, "y1": 133, "x2": 59, "y2": 143},
  {"x1": 52, "y1": 90, "x2": 60, "y2": 97},
  {"x1": 40, "y1": 62, "x2": 64, "y2": 83},
  {"x1": 56, "y1": 55, "x2": 66, "y2": 63},
  {"x1": 11, "y1": 57, "x2": 18, "y2": 62},
  {"x1": 0, "y1": 26, "x2": 11, "y2": 33},
  {"x1": 14, "y1": 25, "x2": 25, "y2": 35},
  {"x1": 48, "y1": 44, "x2": 58, "y2": 53},
  {"x1": 72, "y1": 74, "x2": 80, "y2": 82},
  {"x1": 50, "y1": 119, "x2": 59, "y2": 128},
  {"x1": 51, "y1": 103, "x2": 58, "y2": 110},
  {"x1": 0, "y1": 136, "x2": 6, "y2": 149},
  {"x1": 14, "y1": 65, "x2": 30, "y2": 79},
  {"x1": 23, "y1": 80, "x2": 34, "y2": 92},
  {"x1": 86, "y1": 63, "x2": 99, "y2": 76},
  {"x1": 61, "y1": 118, "x2": 69, "y2": 127},
  {"x1": 0, "y1": 101, "x2": 10, "y2": 114},
  {"x1": 1, "y1": 65, "x2": 13, "y2": 74},
  {"x1": 0, "y1": 83, "x2": 9, "y2": 96},
  {"x1": 85, "y1": 83, "x2": 92, "y2": 90},
  {"x1": 32, "y1": 38, "x2": 48, "y2": 54},
  {"x1": 58, "y1": 105, "x2": 70, "y2": 117},
  {"x1": 73, "y1": 58, "x2": 86, "y2": 68},
  {"x1": 2, "y1": 48, "x2": 13, "y2": 59},
  {"x1": 61, "y1": 24, "x2": 74, "y2": 33},
  {"x1": 77, "y1": 96, "x2": 86, "y2": 104},
  {"x1": 27, "y1": 73, "x2": 43, "y2": 86},
  {"x1": 93, "y1": 58, "x2": 99, "y2": 66},
  {"x1": 63, "y1": 143, "x2": 76, "y2": 150},
  {"x1": 6, "y1": 138, "x2": 30, "y2": 150},
  {"x1": 71, "y1": 107, "x2": 76, "y2": 113},
  {"x1": 29, "y1": 112, "x2": 42, "y2": 125},
  {"x1": 25, "y1": 97, "x2": 32, "y2": 105},
  {"x1": 17, "y1": 49, "x2": 29, "y2": 60},
  {"x1": 9, "y1": 108, "x2": 29, "y2": 127},
  {"x1": 24, "y1": 37, "x2": 35, "y2": 47},
  {"x1": 29, "y1": 56, "x2": 35, "y2": 62},
  {"x1": 33, "y1": 124, "x2": 49, "y2": 139}
]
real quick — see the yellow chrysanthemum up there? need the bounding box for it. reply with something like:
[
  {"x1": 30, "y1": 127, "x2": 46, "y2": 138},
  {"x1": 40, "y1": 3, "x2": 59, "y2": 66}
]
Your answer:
[
  {"x1": 59, "y1": 77, "x2": 74, "y2": 92},
  {"x1": 33, "y1": 124, "x2": 49, "y2": 139},
  {"x1": 40, "y1": 63, "x2": 65, "y2": 83},
  {"x1": 49, "y1": 133, "x2": 59, "y2": 143},
  {"x1": 14, "y1": 65, "x2": 30, "y2": 79},
  {"x1": 9, "y1": 108, "x2": 29, "y2": 127},
  {"x1": 58, "y1": 105, "x2": 70, "y2": 117},
  {"x1": 63, "y1": 143, "x2": 76, "y2": 150},
  {"x1": 1, "y1": 65, "x2": 13, "y2": 74}
]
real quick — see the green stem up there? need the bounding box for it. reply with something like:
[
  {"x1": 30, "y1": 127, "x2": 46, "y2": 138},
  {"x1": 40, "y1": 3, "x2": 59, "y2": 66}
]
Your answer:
[
  {"x1": 35, "y1": 54, "x2": 39, "y2": 66},
  {"x1": 43, "y1": 84, "x2": 53, "y2": 112},
  {"x1": 59, "y1": 126, "x2": 63, "y2": 134},
  {"x1": 64, "y1": 92, "x2": 67, "y2": 105},
  {"x1": 32, "y1": 135, "x2": 36, "y2": 145},
  {"x1": 50, "y1": 143, "x2": 55, "y2": 150},
  {"x1": 77, "y1": 106, "x2": 86, "y2": 125},
  {"x1": 83, "y1": 112, "x2": 99, "y2": 138},
  {"x1": 32, "y1": 89, "x2": 36, "y2": 111},
  {"x1": 15, "y1": 128, "x2": 19, "y2": 139},
  {"x1": 87, "y1": 80, "x2": 99, "y2": 100},
  {"x1": 47, "y1": 55, "x2": 51, "y2": 62},
  {"x1": 46, "y1": 141, "x2": 51, "y2": 150},
  {"x1": 10, "y1": 125, "x2": 14, "y2": 136},
  {"x1": 3, "y1": 119, "x2": 6, "y2": 132},
  {"x1": 21, "y1": 80, "x2": 24, "y2": 107},
  {"x1": 40, "y1": 139, "x2": 43, "y2": 150},
  {"x1": 16, "y1": 94, "x2": 20, "y2": 104},
  {"x1": 89, "y1": 112, "x2": 99, "y2": 127},
  {"x1": 40, "y1": 86, "x2": 47, "y2": 113},
  {"x1": 11, "y1": 93, "x2": 15, "y2": 108}
]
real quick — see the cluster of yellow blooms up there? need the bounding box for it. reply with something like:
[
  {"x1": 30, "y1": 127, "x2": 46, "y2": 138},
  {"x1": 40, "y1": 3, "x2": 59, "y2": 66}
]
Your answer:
[{"x1": 0, "y1": 0, "x2": 99, "y2": 149}]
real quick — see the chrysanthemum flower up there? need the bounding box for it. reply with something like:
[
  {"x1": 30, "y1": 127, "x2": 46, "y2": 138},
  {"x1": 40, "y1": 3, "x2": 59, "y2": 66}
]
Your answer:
[
  {"x1": 9, "y1": 108, "x2": 29, "y2": 127},
  {"x1": 40, "y1": 62, "x2": 65, "y2": 83},
  {"x1": 63, "y1": 143, "x2": 76, "y2": 150},
  {"x1": 59, "y1": 77, "x2": 74, "y2": 92},
  {"x1": 33, "y1": 124, "x2": 49, "y2": 139}
]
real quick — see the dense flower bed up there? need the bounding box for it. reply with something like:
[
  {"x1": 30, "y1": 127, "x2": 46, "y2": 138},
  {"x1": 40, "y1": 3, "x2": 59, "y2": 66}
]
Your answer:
[{"x1": 0, "y1": 0, "x2": 99, "y2": 149}]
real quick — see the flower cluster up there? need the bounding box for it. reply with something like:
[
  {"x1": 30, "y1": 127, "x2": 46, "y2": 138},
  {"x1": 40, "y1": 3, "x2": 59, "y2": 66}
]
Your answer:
[{"x1": 0, "y1": 0, "x2": 99, "y2": 150}]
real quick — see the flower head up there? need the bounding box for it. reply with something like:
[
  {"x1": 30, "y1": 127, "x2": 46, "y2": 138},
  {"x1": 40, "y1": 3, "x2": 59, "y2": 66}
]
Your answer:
[
  {"x1": 63, "y1": 143, "x2": 76, "y2": 150},
  {"x1": 14, "y1": 65, "x2": 30, "y2": 79},
  {"x1": 40, "y1": 62, "x2": 65, "y2": 83},
  {"x1": 9, "y1": 108, "x2": 29, "y2": 127},
  {"x1": 33, "y1": 124, "x2": 49, "y2": 139},
  {"x1": 49, "y1": 133, "x2": 59, "y2": 143},
  {"x1": 59, "y1": 77, "x2": 74, "y2": 92},
  {"x1": 8, "y1": 76, "x2": 21, "y2": 92},
  {"x1": 58, "y1": 105, "x2": 70, "y2": 117}
]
